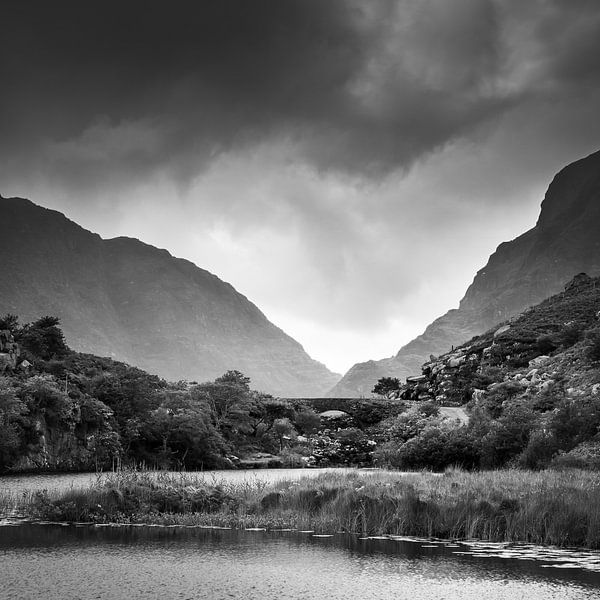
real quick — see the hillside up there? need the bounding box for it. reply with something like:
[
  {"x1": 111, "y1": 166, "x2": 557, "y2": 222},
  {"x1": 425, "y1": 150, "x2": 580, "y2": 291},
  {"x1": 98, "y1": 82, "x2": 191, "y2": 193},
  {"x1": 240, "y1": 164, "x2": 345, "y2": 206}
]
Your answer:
[
  {"x1": 370, "y1": 273, "x2": 600, "y2": 471},
  {"x1": 331, "y1": 149, "x2": 600, "y2": 397},
  {"x1": 0, "y1": 196, "x2": 339, "y2": 396},
  {"x1": 397, "y1": 273, "x2": 600, "y2": 406}
]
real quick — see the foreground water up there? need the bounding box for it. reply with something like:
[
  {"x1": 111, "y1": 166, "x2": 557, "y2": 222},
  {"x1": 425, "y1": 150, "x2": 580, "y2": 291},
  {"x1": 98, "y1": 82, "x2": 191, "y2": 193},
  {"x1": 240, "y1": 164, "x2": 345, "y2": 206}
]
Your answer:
[{"x1": 1, "y1": 523, "x2": 600, "y2": 599}]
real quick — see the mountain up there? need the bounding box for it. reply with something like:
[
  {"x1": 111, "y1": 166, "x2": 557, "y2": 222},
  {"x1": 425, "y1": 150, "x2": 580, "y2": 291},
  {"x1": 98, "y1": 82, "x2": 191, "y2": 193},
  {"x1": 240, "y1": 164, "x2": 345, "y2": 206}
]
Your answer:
[
  {"x1": 330, "y1": 149, "x2": 600, "y2": 397},
  {"x1": 396, "y1": 272, "x2": 600, "y2": 407},
  {"x1": 0, "y1": 196, "x2": 339, "y2": 396}
]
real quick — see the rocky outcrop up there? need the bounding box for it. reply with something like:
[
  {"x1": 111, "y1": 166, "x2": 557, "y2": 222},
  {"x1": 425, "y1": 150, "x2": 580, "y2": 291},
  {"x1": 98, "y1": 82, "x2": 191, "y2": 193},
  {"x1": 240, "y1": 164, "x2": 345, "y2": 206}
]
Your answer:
[
  {"x1": 390, "y1": 273, "x2": 600, "y2": 407},
  {"x1": 0, "y1": 196, "x2": 339, "y2": 396},
  {"x1": 330, "y1": 149, "x2": 600, "y2": 397},
  {"x1": 0, "y1": 329, "x2": 19, "y2": 373}
]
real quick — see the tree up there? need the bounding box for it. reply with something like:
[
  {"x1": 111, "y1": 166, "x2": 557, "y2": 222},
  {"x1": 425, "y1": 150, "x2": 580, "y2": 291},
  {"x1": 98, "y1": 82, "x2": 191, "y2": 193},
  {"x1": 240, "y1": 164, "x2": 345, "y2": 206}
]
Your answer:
[
  {"x1": 272, "y1": 418, "x2": 296, "y2": 452},
  {"x1": 0, "y1": 314, "x2": 19, "y2": 334},
  {"x1": 20, "y1": 316, "x2": 70, "y2": 360},
  {"x1": 144, "y1": 394, "x2": 226, "y2": 469},
  {"x1": 372, "y1": 377, "x2": 401, "y2": 399},
  {"x1": 215, "y1": 370, "x2": 251, "y2": 390},
  {"x1": 0, "y1": 377, "x2": 27, "y2": 471},
  {"x1": 192, "y1": 375, "x2": 253, "y2": 434},
  {"x1": 294, "y1": 407, "x2": 321, "y2": 435}
]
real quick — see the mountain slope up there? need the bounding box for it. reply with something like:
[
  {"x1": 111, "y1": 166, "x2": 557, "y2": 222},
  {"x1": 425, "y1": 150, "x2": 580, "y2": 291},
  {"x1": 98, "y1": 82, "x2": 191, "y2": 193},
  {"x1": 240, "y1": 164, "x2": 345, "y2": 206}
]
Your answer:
[
  {"x1": 397, "y1": 272, "x2": 600, "y2": 406},
  {"x1": 0, "y1": 196, "x2": 339, "y2": 396},
  {"x1": 330, "y1": 149, "x2": 600, "y2": 397}
]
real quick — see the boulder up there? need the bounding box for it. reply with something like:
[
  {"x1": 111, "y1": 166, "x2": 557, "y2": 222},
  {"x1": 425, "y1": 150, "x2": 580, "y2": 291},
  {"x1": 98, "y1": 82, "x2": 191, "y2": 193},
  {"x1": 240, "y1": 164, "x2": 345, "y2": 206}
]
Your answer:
[
  {"x1": 529, "y1": 355, "x2": 550, "y2": 368},
  {"x1": 494, "y1": 325, "x2": 511, "y2": 338},
  {"x1": 447, "y1": 355, "x2": 466, "y2": 368},
  {"x1": 0, "y1": 352, "x2": 15, "y2": 373},
  {"x1": 472, "y1": 389, "x2": 486, "y2": 403},
  {"x1": 319, "y1": 410, "x2": 349, "y2": 419},
  {"x1": 406, "y1": 375, "x2": 427, "y2": 383}
]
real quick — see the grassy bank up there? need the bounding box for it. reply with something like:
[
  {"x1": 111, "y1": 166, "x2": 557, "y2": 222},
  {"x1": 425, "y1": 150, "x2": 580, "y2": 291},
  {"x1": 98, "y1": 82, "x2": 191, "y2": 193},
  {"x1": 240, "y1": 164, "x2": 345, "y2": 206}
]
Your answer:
[{"x1": 4, "y1": 468, "x2": 600, "y2": 548}]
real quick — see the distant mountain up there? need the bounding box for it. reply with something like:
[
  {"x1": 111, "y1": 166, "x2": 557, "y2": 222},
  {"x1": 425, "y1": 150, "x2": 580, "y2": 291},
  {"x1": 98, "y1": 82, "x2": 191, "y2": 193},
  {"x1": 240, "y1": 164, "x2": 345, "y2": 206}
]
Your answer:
[
  {"x1": 0, "y1": 196, "x2": 339, "y2": 396},
  {"x1": 330, "y1": 149, "x2": 600, "y2": 397}
]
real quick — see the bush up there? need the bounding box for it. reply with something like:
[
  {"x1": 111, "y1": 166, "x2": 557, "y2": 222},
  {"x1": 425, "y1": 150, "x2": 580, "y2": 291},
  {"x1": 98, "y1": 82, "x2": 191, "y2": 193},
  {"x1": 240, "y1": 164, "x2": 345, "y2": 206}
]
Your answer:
[
  {"x1": 586, "y1": 328, "x2": 600, "y2": 362},
  {"x1": 386, "y1": 426, "x2": 478, "y2": 471},
  {"x1": 551, "y1": 441, "x2": 600, "y2": 470},
  {"x1": 536, "y1": 334, "x2": 557, "y2": 355},
  {"x1": 518, "y1": 430, "x2": 559, "y2": 469},
  {"x1": 558, "y1": 322, "x2": 585, "y2": 349}
]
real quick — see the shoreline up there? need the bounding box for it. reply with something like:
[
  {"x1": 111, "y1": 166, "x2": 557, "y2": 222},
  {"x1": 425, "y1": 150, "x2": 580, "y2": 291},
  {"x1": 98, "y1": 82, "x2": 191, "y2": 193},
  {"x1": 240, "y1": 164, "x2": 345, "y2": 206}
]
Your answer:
[{"x1": 3, "y1": 468, "x2": 600, "y2": 548}]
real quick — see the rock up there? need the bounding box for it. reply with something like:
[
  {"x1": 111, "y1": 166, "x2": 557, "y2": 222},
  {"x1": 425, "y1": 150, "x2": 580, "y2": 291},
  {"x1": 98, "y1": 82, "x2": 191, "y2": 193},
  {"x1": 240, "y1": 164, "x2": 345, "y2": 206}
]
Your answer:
[
  {"x1": 564, "y1": 273, "x2": 592, "y2": 291},
  {"x1": 529, "y1": 355, "x2": 550, "y2": 368},
  {"x1": 494, "y1": 325, "x2": 511, "y2": 338},
  {"x1": 447, "y1": 355, "x2": 466, "y2": 368},
  {"x1": 431, "y1": 363, "x2": 445, "y2": 375},
  {"x1": 592, "y1": 384, "x2": 600, "y2": 396},
  {"x1": 319, "y1": 410, "x2": 349, "y2": 419},
  {"x1": 0, "y1": 353, "x2": 13, "y2": 373},
  {"x1": 472, "y1": 389, "x2": 486, "y2": 403},
  {"x1": 407, "y1": 375, "x2": 427, "y2": 383}
]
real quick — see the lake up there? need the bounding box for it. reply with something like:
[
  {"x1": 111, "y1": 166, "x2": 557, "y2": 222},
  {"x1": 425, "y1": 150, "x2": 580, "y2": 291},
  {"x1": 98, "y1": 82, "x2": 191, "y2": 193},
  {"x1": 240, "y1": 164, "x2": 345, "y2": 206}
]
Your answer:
[
  {"x1": 2, "y1": 523, "x2": 600, "y2": 599},
  {"x1": 2, "y1": 470, "x2": 600, "y2": 599}
]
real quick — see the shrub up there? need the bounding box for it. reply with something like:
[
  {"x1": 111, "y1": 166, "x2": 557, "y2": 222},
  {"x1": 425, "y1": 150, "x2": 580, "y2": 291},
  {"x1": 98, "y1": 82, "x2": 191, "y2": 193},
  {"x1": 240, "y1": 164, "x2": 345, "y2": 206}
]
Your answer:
[
  {"x1": 551, "y1": 440, "x2": 600, "y2": 470},
  {"x1": 558, "y1": 322, "x2": 585, "y2": 349},
  {"x1": 518, "y1": 430, "x2": 559, "y2": 469},
  {"x1": 536, "y1": 334, "x2": 557, "y2": 355},
  {"x1": 586, "y1": 328, "x2": 600, "y2": 362}
]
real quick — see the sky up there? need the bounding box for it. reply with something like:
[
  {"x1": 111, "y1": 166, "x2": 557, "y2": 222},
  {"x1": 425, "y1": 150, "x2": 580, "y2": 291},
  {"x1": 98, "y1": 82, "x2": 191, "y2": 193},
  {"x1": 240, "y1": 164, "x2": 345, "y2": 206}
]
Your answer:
[{"x1": 2, "y1": 0, "x2": 600, "y2": 374}]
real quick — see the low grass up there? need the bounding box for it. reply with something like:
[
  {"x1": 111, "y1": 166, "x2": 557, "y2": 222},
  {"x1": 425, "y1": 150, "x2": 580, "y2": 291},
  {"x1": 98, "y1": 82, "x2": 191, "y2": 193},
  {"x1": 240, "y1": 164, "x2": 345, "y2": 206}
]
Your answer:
[{"x1": 4, "y1": 468, "x2": 600, "y2": 548}]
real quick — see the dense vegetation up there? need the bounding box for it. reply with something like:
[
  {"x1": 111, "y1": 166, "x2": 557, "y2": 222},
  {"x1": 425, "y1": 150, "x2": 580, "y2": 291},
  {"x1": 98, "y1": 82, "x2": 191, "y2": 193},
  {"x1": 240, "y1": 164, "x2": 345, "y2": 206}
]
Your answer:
[
  {"x1": 371, "y1": 274, "x2": 600, "y2": 471},
  {"x1": 1, "y1": 274, "x2": 599, "y2": 475},
  {"x1": 0, "y1": 315, "x2": 400, "y2": 473}
]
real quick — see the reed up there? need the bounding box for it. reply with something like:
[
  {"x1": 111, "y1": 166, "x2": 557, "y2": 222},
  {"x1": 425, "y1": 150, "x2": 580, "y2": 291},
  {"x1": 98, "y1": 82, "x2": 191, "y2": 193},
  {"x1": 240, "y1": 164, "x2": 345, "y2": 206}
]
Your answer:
[{"x1": 7, "y1": 467, "x2": 600, "y2": 548}]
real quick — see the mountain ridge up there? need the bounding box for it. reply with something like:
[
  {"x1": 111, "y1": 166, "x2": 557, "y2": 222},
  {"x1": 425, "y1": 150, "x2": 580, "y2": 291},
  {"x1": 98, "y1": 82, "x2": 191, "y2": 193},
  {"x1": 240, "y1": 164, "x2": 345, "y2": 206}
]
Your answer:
[
  {"x1": 0, "y1": 195, "x2": 339, "y2": 396},
  {"x1": 329, "y1": 149, "x2": 600, "y2": 397}
]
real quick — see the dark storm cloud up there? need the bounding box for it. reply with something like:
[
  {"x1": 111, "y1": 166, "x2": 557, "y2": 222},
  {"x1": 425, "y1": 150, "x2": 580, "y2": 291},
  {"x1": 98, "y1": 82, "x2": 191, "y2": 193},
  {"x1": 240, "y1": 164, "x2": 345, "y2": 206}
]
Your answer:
[
  {"x1": 0, "y1": 0, "x2": 523, "y2": 187},
  {"x1": 3, "y1": 0, "x2": 600, "y2": 372}
]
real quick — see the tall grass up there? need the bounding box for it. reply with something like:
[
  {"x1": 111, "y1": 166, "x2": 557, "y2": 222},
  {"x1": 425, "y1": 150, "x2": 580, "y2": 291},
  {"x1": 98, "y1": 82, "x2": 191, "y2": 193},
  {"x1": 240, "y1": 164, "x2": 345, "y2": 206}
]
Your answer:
[{"x1": 5, "y1": 468, "x2": 600, "y2": 548}]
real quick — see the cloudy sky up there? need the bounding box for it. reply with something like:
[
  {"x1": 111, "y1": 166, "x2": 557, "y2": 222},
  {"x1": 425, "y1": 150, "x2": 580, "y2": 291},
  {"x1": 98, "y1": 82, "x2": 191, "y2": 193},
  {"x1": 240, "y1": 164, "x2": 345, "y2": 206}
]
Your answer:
[{"x1": 2, "y1": 0, "x2": 600, "y2": 374}]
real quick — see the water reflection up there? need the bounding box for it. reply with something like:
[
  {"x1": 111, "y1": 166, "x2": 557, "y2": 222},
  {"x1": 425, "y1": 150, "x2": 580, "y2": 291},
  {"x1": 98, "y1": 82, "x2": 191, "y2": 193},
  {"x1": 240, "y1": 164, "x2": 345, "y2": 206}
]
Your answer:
[{"x1": 1, "y1": 524, "x2": 599, "y2": 600}]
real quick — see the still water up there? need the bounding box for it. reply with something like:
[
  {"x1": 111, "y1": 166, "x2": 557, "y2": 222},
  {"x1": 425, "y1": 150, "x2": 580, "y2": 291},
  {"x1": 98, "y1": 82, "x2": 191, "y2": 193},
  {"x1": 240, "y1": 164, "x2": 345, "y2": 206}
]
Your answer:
[
  {"x1": 2, "y1": 523, "x2": 600, "y2": 600},
  {"x1": 2, "y1": 471, "x2": 600, "y2": 599}
]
